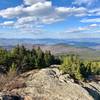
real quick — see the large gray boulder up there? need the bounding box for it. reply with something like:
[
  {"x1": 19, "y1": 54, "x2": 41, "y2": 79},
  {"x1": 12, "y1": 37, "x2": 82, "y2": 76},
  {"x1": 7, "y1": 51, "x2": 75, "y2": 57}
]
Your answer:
[{"x1": 1, "y1": 68, "x2": 100, "y2": 100}]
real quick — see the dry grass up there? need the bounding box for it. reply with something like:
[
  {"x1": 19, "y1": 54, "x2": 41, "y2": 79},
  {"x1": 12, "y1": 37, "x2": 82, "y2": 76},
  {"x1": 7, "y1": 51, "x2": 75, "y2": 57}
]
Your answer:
[
  {"x1": 0, "y1": 70, "x2": 16, "y2": 91},
  {"x1": 4, "y1": 78, "x2": 26, "y2": 91},
  {"x1": 0, "y1": 69, "x2": 26, "y2": 91},
  {"x1": 0, "y1": 75, "x2": 7, "y2": 91}
]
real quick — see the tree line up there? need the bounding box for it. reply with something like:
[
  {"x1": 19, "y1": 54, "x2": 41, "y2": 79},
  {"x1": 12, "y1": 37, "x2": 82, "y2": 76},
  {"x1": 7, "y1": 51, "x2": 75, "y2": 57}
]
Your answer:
[
  {"x1": 0, "y1": 45, "x2": 59, "y2": 74},
  {"x1": 59, "y1": 55, "x2": 100, "y2": 81},
  {"x1": 0, "y1": 45, "x2": 100, "y2": 81}
]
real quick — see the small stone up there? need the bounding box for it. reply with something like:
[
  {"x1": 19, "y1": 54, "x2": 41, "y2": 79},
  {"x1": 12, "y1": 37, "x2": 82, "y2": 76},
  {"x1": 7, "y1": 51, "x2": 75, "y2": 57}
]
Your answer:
[{"x1": 24, "y1": 95, "x2": 32, "y2": 100}]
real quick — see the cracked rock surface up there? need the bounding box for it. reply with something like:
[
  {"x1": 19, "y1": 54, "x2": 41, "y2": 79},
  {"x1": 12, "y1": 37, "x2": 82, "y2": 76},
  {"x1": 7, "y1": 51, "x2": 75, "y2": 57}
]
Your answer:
[{"x1": 1, "y1": 68, "x2": 100, "y2": 100}]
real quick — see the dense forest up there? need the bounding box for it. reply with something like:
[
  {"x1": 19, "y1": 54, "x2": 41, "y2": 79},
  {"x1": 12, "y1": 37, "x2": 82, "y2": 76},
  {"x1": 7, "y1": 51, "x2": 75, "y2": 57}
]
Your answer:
[
  {"x1": 0, "y1": 45, "x2": 59, "y2": 74},
  {"x1": 0, "y1": 45, "x2": 100, "y2": 81}
]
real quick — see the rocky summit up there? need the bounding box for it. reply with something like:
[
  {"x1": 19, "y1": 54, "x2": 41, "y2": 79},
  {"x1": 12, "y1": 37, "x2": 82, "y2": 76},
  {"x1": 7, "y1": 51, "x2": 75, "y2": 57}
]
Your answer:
[{"x1": 0, "y1": 67, "x2": 100, "y2": 100}]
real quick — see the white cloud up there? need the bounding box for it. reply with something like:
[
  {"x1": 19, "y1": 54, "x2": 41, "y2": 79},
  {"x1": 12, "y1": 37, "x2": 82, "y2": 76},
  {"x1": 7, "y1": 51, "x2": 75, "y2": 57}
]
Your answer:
[
  {"x1": 64, "y1": 23, "x2": 99, "y2": 34},
  {"x1": 0, "y1": 0, "x2": 89, "y2": 26},
  {"x1": 0, "y1": 1, "x2": 53, "y2": 19},
  {"x1": 41, "y1": 17, "x2": 64, "y2": 24},
  {"x1": 0, "y1": 5, "x2": 23, "y2": 18},
  {"x1": 55, "y1": 7, "x2": 87, "y2": 17},
  {"x1": 89, "y1": 24, "x2": 98, "y2": 27},
  {"x1": 24, "y1": 0, "x2": 46, "y2": 5},
  {"x1": 1, "y1": 0, "x2": 99, "y2": 37},
  {"x1": 89, "y1": 8, "x2": 100, "y2": 16},
  {"x1": 23, "y1": 1, "x2": 52, "y2": 16},
  {"x1": 17, "y1": 16, "x2": 37, "y2": 25},
  {"x1": 81, "y1": 18, "x2": 100, "y2": 23},
  {"x1": 73, "y1": 0, "x2": 98, "y2": 6},
  {"x1": 65, "y1": 27, "x2": 89, "y2": 33},
  {"x1": 0, "y1": 21, "x2": 14, "y2": 26},
  {"x1": 58, "y1": 24, "x2": 100, "y2": 39}
]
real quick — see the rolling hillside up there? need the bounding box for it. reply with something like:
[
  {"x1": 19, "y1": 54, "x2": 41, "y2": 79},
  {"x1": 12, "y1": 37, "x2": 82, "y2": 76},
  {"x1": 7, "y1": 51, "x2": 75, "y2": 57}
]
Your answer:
[{"x1": 0, "y1": 38, "x2": 100, "y2": 60}]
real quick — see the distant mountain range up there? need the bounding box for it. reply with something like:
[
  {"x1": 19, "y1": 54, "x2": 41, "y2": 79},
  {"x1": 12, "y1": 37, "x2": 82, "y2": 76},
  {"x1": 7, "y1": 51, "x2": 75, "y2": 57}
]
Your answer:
[
  {"x1": 0, "y1": 38, "x2": 100, "y2": 60},
  {"x1": 0, "y1": 38, "x2": 100, "y2": 50}
]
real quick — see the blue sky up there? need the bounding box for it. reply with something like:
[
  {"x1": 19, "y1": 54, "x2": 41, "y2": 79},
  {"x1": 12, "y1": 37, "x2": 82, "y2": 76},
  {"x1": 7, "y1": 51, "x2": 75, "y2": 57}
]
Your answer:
[{"x1": 0, "y1": 0, "x2": 100, "y2": 39}]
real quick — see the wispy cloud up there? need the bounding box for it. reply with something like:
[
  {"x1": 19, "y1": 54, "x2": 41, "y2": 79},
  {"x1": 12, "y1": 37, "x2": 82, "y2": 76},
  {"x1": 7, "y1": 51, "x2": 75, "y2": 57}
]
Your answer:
[
  {"x1": 0, "y1": 5, "x2": 24, "y2": 18},
  {"x1": 81, "y1": 18, "x2": 100, "y2": 23},
  {"x1": 55, "y1": 7, "x2": 87, "y2": 17},
  {"x1": 73, "y1": 0, "x2": 98, "y2": 6},
  {"x1": 0, "y1": 0, "x2": 99, "y2": 38},
  {"x1": 0, "y1": 1, "x2": 90, "y2": 32},
  {"x1": 62, "y1": 23, "x2": 99, "y2": 35},
  {"x1": 0, "y1": 21, "x2": 14, "y2": 26},
  {"x1": 89, "y1": 8, "x2": 100, "y2": 16},
  {"x1": 23, "y1": 0, "x2": 46, "y2": 5}
]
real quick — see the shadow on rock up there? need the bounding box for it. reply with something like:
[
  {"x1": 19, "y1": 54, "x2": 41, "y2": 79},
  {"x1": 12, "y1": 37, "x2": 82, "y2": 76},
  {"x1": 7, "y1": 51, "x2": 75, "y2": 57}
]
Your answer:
[
  {"x1": 2, "y1": 95, "x2": 24, "y2": 100},
  {"x1": 84, "y1": 87, "x2": 100, "y2": 100}
]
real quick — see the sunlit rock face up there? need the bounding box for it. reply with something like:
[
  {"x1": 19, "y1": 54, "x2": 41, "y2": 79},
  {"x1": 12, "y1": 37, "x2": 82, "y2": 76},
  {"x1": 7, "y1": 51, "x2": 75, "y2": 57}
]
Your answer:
[{"x1": 0, "y1": 68, "x2": 100, "y2": 100}]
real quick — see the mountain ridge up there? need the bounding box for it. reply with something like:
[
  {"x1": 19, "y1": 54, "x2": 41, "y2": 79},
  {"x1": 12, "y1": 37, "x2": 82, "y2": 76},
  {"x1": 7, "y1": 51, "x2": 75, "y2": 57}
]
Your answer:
[{"x1": 0, "y1": 38, "x2": 100, "y2": 49}]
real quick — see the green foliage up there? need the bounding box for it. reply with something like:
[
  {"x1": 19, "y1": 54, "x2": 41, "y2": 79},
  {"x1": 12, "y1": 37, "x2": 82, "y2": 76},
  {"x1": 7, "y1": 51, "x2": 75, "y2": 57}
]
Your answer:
[
  {"x1": 60, "y1": 55, "x2": 84, "y2": 80},
  {"x1": 59, "y1": 55, "x2": 100, "y2": 81},
  {"x1": 7, "y1": 62, "x2": 17, "y2": 79},
  {"x1": 0, "y1": 46, "x2": 56, "y2": 74},
  {"x1": 10, "y1": 63, "x2": 17, "y2": 72},
  {"x1": 0, "y1": 45, "x2": 100, "y2": 81},
  {"x1": 44, "y1": 50, "x2": 54, "y2": 67}
]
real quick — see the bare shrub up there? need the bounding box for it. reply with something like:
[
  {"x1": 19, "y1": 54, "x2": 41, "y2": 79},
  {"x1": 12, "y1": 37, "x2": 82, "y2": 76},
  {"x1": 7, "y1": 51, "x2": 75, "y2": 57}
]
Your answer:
[{"x1": 0, "y1": 68, "x2": 26, "y2": 91}]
